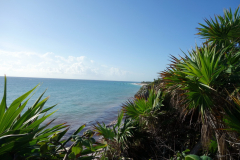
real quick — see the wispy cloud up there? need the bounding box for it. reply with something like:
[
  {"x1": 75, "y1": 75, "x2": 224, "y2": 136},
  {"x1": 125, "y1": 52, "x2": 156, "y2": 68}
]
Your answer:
[{"x1": 0, "y1": 50, "x2": 130, "y2": 80}]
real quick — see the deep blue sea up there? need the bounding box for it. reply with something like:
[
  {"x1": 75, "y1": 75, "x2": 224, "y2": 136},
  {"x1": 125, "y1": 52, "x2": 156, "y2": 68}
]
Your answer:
[{"x1": 0, "y1": 76, "x2": 141, "y2": 136}]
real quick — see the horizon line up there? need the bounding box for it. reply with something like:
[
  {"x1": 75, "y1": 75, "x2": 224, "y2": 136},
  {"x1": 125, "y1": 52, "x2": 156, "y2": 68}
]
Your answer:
[{"x1": 0, "y1": 75, "x2": 142, "y2": 83}]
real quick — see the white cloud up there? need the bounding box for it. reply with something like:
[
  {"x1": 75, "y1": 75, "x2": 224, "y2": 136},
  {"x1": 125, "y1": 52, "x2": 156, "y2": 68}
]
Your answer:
[{"x1": 0, "y1": 50, "x2": 131, "y2": 80}]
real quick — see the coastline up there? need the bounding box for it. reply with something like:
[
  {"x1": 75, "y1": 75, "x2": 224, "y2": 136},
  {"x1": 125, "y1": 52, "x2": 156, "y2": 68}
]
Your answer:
[
  {"x1": 38, "y1": 80, "x2": 145, "y2": 147},
  {"x1": 102, "y1": 82, "x2": 150, "y2": 127},
  {"x1": 132, "y1": 82, "x2": 148, "y2": 86},
  {"x1": 91, "y1": 84, "x2": 147, "y2": 138}
]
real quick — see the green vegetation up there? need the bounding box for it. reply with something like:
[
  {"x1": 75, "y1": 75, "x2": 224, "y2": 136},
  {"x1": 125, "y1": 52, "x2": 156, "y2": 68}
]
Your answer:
[
  {"x1": 95, "y1": 6, "x2": 240, "y2": 160},
  {"x1": 2, "y1": 6, "x2": 240, "y2": 160},
  {"x1": 0, "y1": 76, "x2": 106, "y2": 160}
]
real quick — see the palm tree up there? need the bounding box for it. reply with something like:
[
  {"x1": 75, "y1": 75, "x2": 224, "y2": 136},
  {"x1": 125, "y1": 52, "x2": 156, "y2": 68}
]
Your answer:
[
  {"x1": 160, "y1": 42, "x2": 240, "y2": 159},
  {"x1": 160, "y1": 7, "x2": 240, "y2": 159},
  {"x1": 197, "y1": 7, "x2": 240, "y2": 48}
]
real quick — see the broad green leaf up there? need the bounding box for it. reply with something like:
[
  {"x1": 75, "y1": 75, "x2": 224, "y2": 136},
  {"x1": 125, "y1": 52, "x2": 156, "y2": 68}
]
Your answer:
[{"x1": 72, "y1": 146, "x2": 82, "y2": 155}]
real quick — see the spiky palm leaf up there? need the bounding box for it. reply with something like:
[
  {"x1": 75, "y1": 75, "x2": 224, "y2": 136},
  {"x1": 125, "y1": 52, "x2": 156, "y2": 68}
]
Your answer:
[
  {"x1": 161, "y1": 44, "x2": 240, "y2": 120},
  {"x1": 0, "y1": 76, "x2": 69, "y2": 158},
  {"x1": 93, "y1": 122, "x2": 115, "y2": 141},
  {"x1": 94, "y1": 110, "x2": 135, "y2": 151},
  {"x1": 197, "y1": 7, "x2": 240, "y2": 47},
  {"x1": 122, "y1": 88, "x2": 164, "y2": 123}
]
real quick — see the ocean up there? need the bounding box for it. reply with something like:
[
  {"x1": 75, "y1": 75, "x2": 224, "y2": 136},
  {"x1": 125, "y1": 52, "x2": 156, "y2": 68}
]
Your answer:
[{"x1": 0, "y1": 76, "x2": 141, "y2": 136}]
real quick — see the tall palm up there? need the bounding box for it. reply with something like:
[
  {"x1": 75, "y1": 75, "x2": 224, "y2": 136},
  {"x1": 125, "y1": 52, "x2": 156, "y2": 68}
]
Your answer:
[
  {"x1": 197, "y1": 7, "x2": 240, "y2": 48},
  {"x1": 161, "y1": 43, "x2": 240, "y2": 159},
  {"x1": 159, "y1": 6, "x2": 240, "y2": 159}
]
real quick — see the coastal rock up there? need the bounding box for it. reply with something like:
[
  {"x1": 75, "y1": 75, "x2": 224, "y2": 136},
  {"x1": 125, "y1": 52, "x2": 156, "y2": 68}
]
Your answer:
[
  {"x1": 134, "y1": 82, "x2": 165, "y2": 99},
  {"x1": 134, "y1": 85, "x2": 149, "y2": 98}
]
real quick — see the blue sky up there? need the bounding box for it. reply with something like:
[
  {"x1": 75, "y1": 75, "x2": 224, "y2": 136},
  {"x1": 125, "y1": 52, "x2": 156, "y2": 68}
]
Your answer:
[{"x1": 0, "y1": 1, "x2": 239, "y2": 81}]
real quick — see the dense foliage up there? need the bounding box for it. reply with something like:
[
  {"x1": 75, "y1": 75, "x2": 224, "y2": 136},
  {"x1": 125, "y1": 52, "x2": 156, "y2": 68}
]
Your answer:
[
  {"x1": 97, "y1": 6, "x2": 240, "y2": 160},
  {"x1": 2, "y1": 6, "x2": 240, "y2": 160}
]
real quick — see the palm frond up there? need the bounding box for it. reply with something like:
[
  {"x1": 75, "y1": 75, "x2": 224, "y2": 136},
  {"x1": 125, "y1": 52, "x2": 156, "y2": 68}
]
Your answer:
[{"x1": 197, "y1": 7, "x2": 240, "y2": 47}]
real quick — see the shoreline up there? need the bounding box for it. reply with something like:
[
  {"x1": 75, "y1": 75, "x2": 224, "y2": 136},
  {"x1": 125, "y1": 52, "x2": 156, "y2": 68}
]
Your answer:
[
  {"x1": 132, "y1": 82, "x2": 149, "y2": 86},
  {"x1": 60, "y1": 82, "x2": 146, "y2": 146}
]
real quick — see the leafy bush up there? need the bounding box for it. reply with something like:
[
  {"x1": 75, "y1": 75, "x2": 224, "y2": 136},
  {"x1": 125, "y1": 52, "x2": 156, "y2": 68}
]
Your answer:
[
  {"x1": 94, "y1": 111, "x2": 134, "y2": 159},
  {"x1": 122, "y1": 88, "x2": 164, "y2": 127}
]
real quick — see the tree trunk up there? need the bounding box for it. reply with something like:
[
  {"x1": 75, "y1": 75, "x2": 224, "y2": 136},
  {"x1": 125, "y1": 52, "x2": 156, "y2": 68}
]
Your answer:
[{"x1": 215, "y1": 132, "x2": 226, "y2": 160}]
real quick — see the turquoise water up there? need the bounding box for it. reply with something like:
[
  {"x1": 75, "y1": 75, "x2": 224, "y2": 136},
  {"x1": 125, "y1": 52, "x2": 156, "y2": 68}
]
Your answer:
[{"x1": 0, "y1": 76, "x2": 141, "y2": 135}]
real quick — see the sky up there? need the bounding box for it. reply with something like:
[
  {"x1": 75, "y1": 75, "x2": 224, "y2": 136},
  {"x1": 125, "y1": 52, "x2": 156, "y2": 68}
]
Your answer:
[{"x1": 0, "y1": 1, "x2": 239, "y2": 81}]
